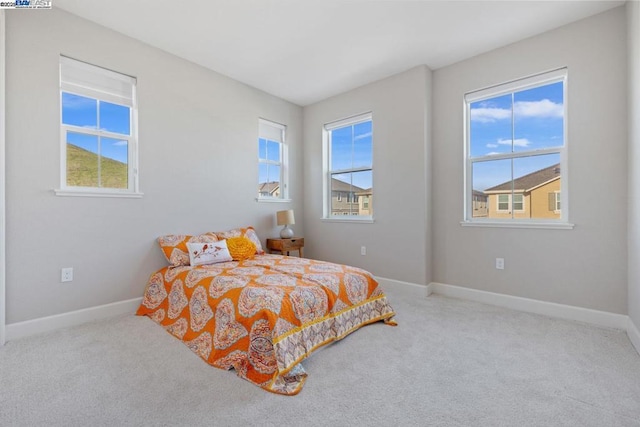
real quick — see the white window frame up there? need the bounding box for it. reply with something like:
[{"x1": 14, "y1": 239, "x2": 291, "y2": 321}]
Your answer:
[
  {"x1": 257, "y1": 118, "x2": 289, "y2": 202},
  {"x1": 496, "y1": 193, "x2": 525, "y2": 213},
  {"x1": 55, "y1": 56, "x2": 140, "y2": 198},
  {"x1": 554, "y1": 191, "x2": 561, "y2": 213},
  {"x1": 497, "y1": 194, "x2": 510, "y2": 212},
  {"x1": 322, "y1": 112, "x2": 373, "y2": 222},
  {"x1": 462, "y1": 68, "x2": 573, "y2": 229}
]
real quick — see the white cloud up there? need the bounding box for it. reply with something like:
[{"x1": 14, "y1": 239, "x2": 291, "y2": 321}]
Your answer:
[
  {"x1": 112, "y1": 140, "x2": 128, "y2": 146},
  {"x1": 470, "y1": 99, "x2": 563, "y2": 122},
  {"x1": 487, "y1": 151, "x2": 501, "y2": 156},
  {"x1": 354, "y1": 131, "x2": 372, "y2": 140},
  {"x1": 486, "y1": 143, "x2": 498, "y2": 148},
  {"x1": 497, "y1": 138, "x2": 530, "y2": 147},
  {"x1": 470, "y1": 107, "x2": 510, "y2": 123},
  {"x1": 514, "y1": 99, "x2": 563, "y2": 118}
]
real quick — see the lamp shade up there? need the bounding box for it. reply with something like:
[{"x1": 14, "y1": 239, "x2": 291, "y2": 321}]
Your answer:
[{"x1": 276, "y1": 210, "x2": 295, "y2": 226}]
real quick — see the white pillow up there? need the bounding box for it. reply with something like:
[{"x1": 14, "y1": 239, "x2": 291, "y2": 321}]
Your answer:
[{"x1": 187, "y1": 240, "x2": 233, "y2": 266}]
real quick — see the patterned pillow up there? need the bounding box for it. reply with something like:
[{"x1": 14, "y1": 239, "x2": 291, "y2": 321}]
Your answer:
[
  {"x1": 186, "y1": 240, "x2": 233, "y2": 266},
  {"x1": 226, "y1": 237, "x2": 257, "y2": 261},
  {"x1": 215, "y1": 226, "x2": 264, "y2": 254},
  {"x1": 157, "y1": 233, "x2": 219, "y2": 266}
]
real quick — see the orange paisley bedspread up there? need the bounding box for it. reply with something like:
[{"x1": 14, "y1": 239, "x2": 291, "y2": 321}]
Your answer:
[{"x1": 136, "y1": 254, "x2": 396, "y2": 395}]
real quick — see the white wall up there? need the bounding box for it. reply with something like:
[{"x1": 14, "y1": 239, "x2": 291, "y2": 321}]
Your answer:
[
  {"x1": 432, "y1": 7, "x2": 628, "y2": 314},
  {"x1": 628, "y1": 0, "x2": 640, "y2": 329},
  {"x1": 5, "y1": 9, "x2": 303, "y2": 324},
  {"x1": 303, "y1": 66, "x2": 431, "y2": 285}
]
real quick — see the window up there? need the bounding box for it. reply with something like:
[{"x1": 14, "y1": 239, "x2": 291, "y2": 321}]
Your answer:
[
  {"x1": 465, "y1": 68, "x2": 567, "y2": 224},
  {"x1": 324, "y1": 113, "x2": 373, "y2": 220},
  {"x1": 57, "y1": 56, "x2": 139, "y2": 197},
  {"x1": 258, "y1": 119, "x2": 288, "y2": 201},
  {"x1": 552, "y1": 191, "x2": 561, "y2": 212},
  {"x1": 498, "y1": 194, "x2": 509, "y2": 211},
  {"x1": 497, "y1": 194, "x2": 524, "y2": 212}
]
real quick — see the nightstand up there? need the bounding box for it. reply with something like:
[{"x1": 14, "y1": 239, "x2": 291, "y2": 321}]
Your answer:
[{"x1": 266, "y1": 237, "x2": 304, "y2": 258}]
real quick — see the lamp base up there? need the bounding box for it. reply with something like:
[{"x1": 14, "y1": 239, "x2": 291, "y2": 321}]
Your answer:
[{"x1": 280, "y1": 225, "x2": 294, "y2": 238}]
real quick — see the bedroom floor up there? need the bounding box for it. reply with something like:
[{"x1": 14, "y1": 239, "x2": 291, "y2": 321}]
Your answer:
[{"x1": 1, "y1": 284, "x2": 639, "y2": 427}]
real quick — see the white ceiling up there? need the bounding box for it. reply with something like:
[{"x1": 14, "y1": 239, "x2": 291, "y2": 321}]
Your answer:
[{"x1": 55, "y1": 0, "x2": 624, "y2": 106}]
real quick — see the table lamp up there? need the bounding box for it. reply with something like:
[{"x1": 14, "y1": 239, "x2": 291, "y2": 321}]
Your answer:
[{"x1": 276, "y1": 209, "x2": 295, "y2": 238}]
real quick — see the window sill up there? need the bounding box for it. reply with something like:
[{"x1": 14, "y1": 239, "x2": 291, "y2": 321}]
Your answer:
[
  {"x1": 322, "y1": 217, "x2": 374, "y2": 224},
  {"x1": 460, "y1": 220, "x2": 574, "y2": 230},
  {"x1": 54, "y1": 189, "x2": 144, "y2": 199},
  {"x1": 255, "y1": 197, "x2": 292, "y2": 203}
]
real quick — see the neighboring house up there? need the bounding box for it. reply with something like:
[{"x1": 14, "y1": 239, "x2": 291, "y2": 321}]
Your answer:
[
  {"x1": 331, "y1": 178, "x2": 370, "y2": 215},
  {"x1": 483, "y1": 164, "x2": 561, "y2": 219},
  {"x1": 472, "y1": 190, "x2": 488, "y2": 217},
  {"x1": 258, "y1": 181, "x2": 280, "y2": 198},
  {"x1": 357, "y1": 189, "x2": 373, "y2": 217}
]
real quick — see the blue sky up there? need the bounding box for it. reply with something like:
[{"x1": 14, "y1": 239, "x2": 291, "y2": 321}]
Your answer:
[
  {"x1": 470, "y1": 81, "x2": 564, "y2": 191},
  {"x1": 62, "y1": 92, "x2": 130, "y2": 164},
  {"x1": 329, "y1": 120, "x2": 373, "y2": 190}
]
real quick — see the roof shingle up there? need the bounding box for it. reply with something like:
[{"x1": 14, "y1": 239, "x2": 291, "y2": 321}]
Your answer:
[{"x1": 485, "y1": 163, "x2": 560, "y2": 192}]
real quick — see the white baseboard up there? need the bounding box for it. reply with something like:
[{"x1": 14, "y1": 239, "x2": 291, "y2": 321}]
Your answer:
[
  {"x1": 6, "y1": 297, "x2": 142, "y2": 342},
  {"x1": 628, "y1": 317, "x2": 640, "y2": 355},
  {"x1": 429, "y1": 282, "x2": 628, "y2": 330},
  {"x1": 375, "y1": 276, "x2": 431, "y2": 298}
]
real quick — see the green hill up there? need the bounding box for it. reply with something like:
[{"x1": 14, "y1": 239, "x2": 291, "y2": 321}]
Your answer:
[{"x1": 66, "y1": 143, "x2": 128, "y2": 189}]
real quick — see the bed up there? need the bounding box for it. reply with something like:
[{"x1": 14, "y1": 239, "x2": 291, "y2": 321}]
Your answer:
[{"x1": 136, "y1": 227, "x2": 396, "y2": 395}]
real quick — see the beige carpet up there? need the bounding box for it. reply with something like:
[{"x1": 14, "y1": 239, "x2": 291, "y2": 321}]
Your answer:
[{"x1": 1, "y1": 284, "x2": 639, "y2": 426}]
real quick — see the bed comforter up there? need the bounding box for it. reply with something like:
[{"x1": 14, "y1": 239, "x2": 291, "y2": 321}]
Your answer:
[{"x1": 136, "y1": 254, "x2": 396, "y2": 395}]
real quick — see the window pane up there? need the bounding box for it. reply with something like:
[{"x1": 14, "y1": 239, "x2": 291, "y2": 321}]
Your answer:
[
  {"x1": 330, "y1": 170, "x2": 372, "y2": 216},
  {"x1": 258, "y1": 138, "x2": 267, "y2": 160},
  {"x1": 66, "y1": 132, "x2": 98, "y2": 187},
  {"x1": 472, "y1": 159, "x2": 511, "y2": 218},
  {"x1": 99, "y1": 101, "x2": 130, "y2": 135},
  {"x1": 268, "y1": 165, "x2": 281, "y2": 185},
  {"x1": 100, "y1": 137, "x2": 128, "y2": 189},
  {"x1": 513, "y1": 153, "x2": 561, "y2": 219},
  {"x1": 469, "y1": 94, "x2": 512, "y2": 158},
  {"x1": 352, "y1": 120, "x2": 372, "y2": 169},
  {"x1": 258, "y1": 163, "x2": 280, "y2": 197},
  {"x1": 62, "y1": 92, "x2": 97, "y2": 129},
  {"x1": 258, "y1": 163, "x2": 268, "y2": 183},
  {"x1": 330, "y1": 126, "x2": 354, "y2": 171},
  {"x1": 498, "y1": 194, "x2": 509, "y2": 211},
  {"x1": 513, "y1": 81, "x2": 564, "y2": 153},
  {"x1": 513, "y1": 194, "x2": 524, "y2": 211},
  {"x1": 266, "y1": 140, "x2": 281, "y2": 162}
]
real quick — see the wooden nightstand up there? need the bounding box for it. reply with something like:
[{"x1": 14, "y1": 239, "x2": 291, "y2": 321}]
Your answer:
[{"x1": 266, "y1": 237, "x2": 304, "y2": 258}]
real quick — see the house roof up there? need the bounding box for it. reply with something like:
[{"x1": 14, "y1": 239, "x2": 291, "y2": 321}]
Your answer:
[
  {"x1": 485, "y1": 163, "x2": 560, "y2": 193},
  {"x1": 331, "y1": 178, "x2": 365, "y2": 193},
  {"x1": 258, "y1": 181, "x2": 279, "y2": 193}
]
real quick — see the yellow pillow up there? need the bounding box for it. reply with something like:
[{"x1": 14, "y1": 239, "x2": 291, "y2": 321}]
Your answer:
[{"x1": 226, "y1": 237, "x2": 257, "y2": 261}]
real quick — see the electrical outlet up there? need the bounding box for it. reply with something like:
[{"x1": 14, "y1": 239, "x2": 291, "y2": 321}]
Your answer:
[
  {"x1": 495, "y1": 258, "x2": 504, "y2": 270},
  {"x1": 361, "y1": 246, "x2": 366, "y2": 256},
  {"x1": 61, "y1": 267, "x2": 73, "y2": 282}
]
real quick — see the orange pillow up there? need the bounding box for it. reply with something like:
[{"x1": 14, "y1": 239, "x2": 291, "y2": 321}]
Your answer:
[
  {"x1": 226, "y1": 237, "x2": 257, "y2": 261},
  {"x1": 215, "y1": 226, "x2": 264, "y2": 254},
  {"x1": 157, "y1": 233, "x2": 219, "y2": 266}
]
